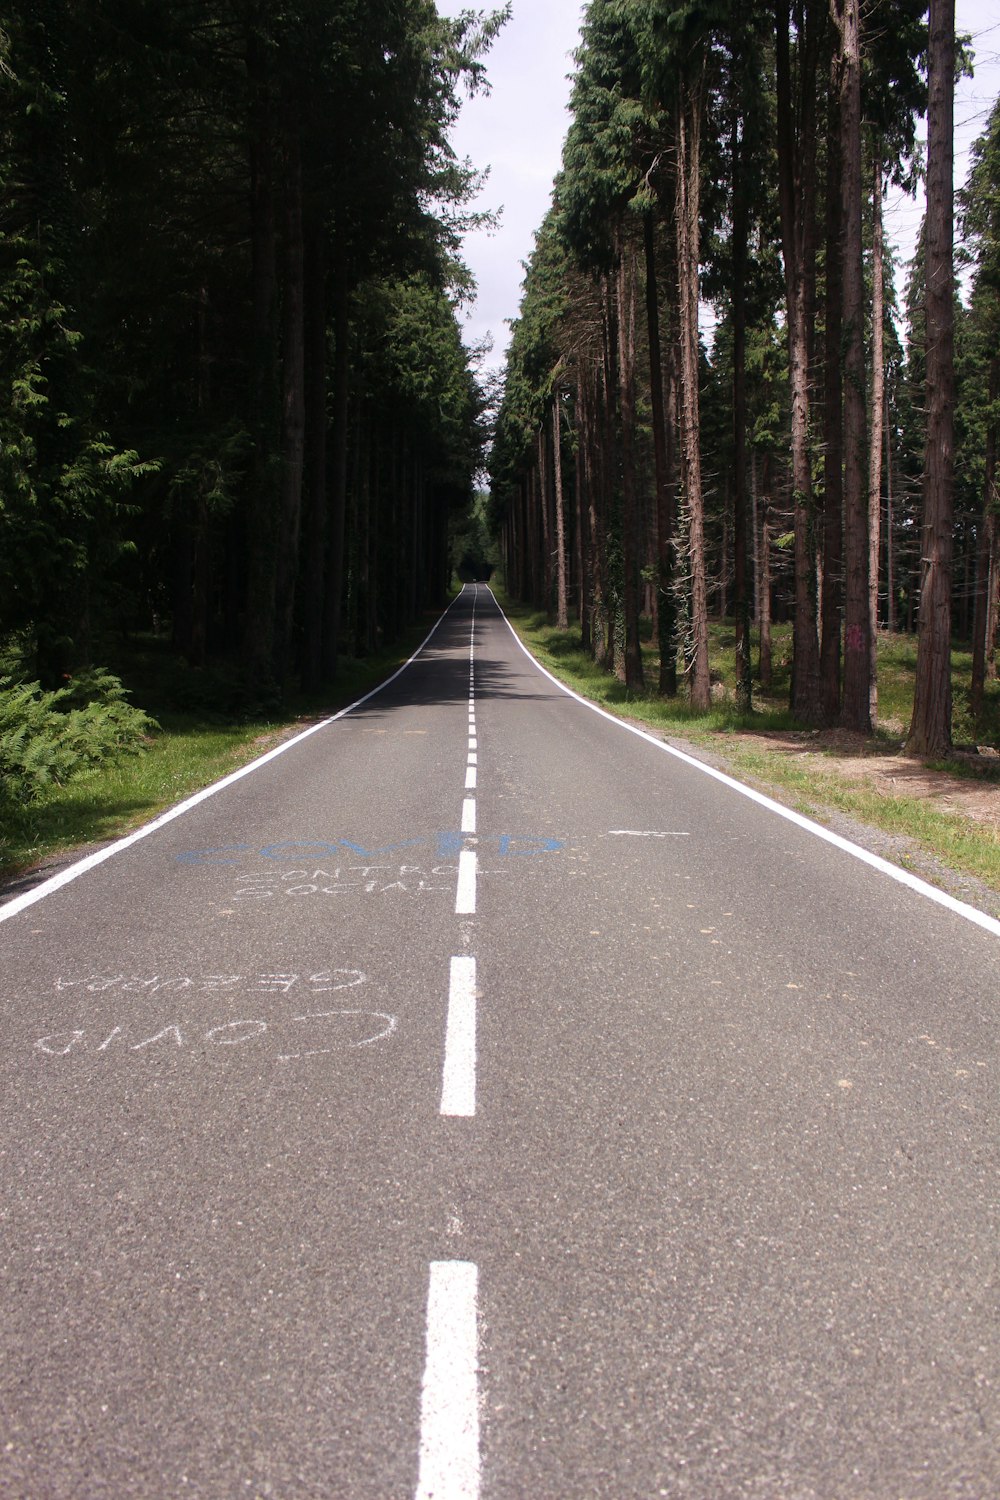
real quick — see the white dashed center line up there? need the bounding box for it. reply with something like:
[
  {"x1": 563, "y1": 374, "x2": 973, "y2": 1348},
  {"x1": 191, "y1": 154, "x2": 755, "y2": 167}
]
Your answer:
[
  {"x1": 415, "y1": 1260, "x2": 481, "y2": 1500},
  {"x1": 422, "y1": 590, "x2": 482, "y2": 1498},
  {"x1": 441, "y1": 956, "x2": 477, "y2": 1116},
  {"x1": 456, "y1": 849, "x2": 477, "y2": 914}
]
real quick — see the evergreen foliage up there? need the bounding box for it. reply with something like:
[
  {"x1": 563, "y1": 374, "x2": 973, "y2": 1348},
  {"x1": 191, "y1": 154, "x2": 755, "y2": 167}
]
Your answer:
[
  {"x1": 0, "y1": 669, "x2": 156, "y2": 804},
  {"x1": 491, "y1": 0, "x2": 999, "y2": 752},
  {"x1": 0, "y1": 1, "x2": 503, "y2": 713}
]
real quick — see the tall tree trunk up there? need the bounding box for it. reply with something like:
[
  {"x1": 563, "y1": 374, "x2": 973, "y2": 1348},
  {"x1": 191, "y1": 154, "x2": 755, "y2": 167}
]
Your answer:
[
  {"x1": 527, "y1": 467, "x2": 540, "y2": 607},
  {"x1": 676, "y1": 80, "x2": 710, "y2": 710},
  {"x1": 188, "y1": 286, "x2": 211, "y2": 667},
  {"x1": 601, "y1": 277, "x2": 622, "y2": 672},
  {"x1": 885, "y1": 413, "x2": 897, "y2": 632},
  {"x1": 538, "y1": 427, "x2": 553, "y2": 619},
  {"x1": 970, "y1": 356, "x2": 998, "y2": 720},
  {"x1": 599, "y1": 295, "x2": 619, "y2": 669},
  {"x1": 836, "y1": 0, "x2": 872, "y2": 733},
  {"x1": 322, "y1": 253, "x2": 350, "y2": 680},
  {"x1": 821, "y1": 56, "x2": 844, "y2": 724},
  {"x1": 301, "y1": 213, "x2": 327, "y2": 693},
  {"x1": 760, "y1": 461, "x2": 774, "y2": 687},
  {"x1": 616, "y1": 242, "x2": 645, "y2": 690},
  {"x1": 644, "y1": 212, "x2": 678, "y2": 696},
  {"x1": 243, "y1": 22, "x2": 280, "y2": 686},
  {"x1": 987, "y1": 515, "x2": 1000, "y2": 683},
  {"x1": 731, "y1": 109, "x2": 752, "y2": 715},
  {"x1": 515, "y1": 478, "x2": 527, "y2": 601},
  {"x1": 752, "y1": 452, "x2": 761, "y2": 624},
  {"x1": 868, "y1": 150, "x2": 886, "y2": 721},
  {"x1": 907, "y1": 0, "x2": 955, "y2": 757},
  {"x1": 575, "y1": 387, "x2": 592, "y2": 651},
  {"x1": 552, "y1": 391, "x2": 568, "y2": 629},
  {"x1": 585, "y1": 360, "x2": 610, "y2": 665},
  {"x1": 274, "y1": 125, "x2": 306, "y2": 686},
  {"x1": 775, "y1": 0, "x2": 823, "y2": 721}
]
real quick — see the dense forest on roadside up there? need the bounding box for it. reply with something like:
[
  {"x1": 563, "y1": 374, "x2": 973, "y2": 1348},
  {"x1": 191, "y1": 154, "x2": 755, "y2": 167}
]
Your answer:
[
  {"x1": 0, "y1": 0, "x2": 504, "y2": 714},
  {"x1": 491, "y1": 0, "x2": 1000, "y2": 757},
  {"x1": 2, "y1": 0, "x2": 999, "y2": 836}
]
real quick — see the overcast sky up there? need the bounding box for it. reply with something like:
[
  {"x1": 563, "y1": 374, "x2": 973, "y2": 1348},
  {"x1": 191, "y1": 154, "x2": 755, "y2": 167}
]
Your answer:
[{"x1": 438, "y1": 1, "x2": 1000, "y2": 371}]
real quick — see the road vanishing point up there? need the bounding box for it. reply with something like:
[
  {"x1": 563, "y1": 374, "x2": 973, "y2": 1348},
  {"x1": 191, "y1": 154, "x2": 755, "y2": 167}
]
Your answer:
[{"x1": 1, "y1": 584, "x2": 997, "y2": 1498}]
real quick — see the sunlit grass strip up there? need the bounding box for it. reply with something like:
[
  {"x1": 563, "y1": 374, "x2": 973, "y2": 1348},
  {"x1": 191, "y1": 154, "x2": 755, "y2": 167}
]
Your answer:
[{"x1": 0, "y1": 719, "x2": 282, "y2": 877}]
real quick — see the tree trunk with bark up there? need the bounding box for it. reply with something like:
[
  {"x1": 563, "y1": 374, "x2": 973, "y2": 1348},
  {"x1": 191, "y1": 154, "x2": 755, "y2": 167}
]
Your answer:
[
  {"x1": 552, "y1": 391, "x2": 568, "y2": 629},
  {"x1": 868, "y1": 151, "x2": 886, "y2": 722},
  {"x1": 615, "y1": 244, "x2": 644, "y2": 689},
  {"x1": 243, "y1": 22, "x2": 280, "y2": 686},
  {"x1": 821, "y1": 58, "x2": 843, "y2": 724},
  {"x1": 731, "y1": 108, "x2": 752, "y2": 715},
  {"x1": 538, "y1": 426, "x2": 553, "y2": 620},
  {"x1": 301, "y1": 213, "x2": 327, "y2": 693},
  {"x1": 971, "y1": 356, "x2": 998, "y2": 721},
  {"x1": 907, "y1": 0, "x2": 955, "y2": 757},
  {"x1": 644, "y1": 212, "x2": 678, "y2": 697},
  {"x1": 775, "y1": 0, "x2": 823, "y2": 722},
  {"x1": 760, "y1": 461, "x2": 774, "y2": 688},
  {"x1": 274, "y1": 124, "x2": 306, "y2": 685},
  {"x1": 322, "y1": 252, "x2": 350, "y2": 681},
  {"x1": 836, "y1": 0, "x2": 872, "y2": 733},
  {"x1": 676, "y1": 79, "x2": 711, "y2": 710}
]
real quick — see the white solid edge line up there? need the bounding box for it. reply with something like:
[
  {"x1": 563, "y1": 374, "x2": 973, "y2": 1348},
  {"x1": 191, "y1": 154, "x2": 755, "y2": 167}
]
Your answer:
[
  {"x1": 441, "y1": 956, "x2": 477, "y2": 1117},
  {"x1": 456, "y1": 849, "x2": 477, "y2": 915},
  {"x1": 488, "y1": 588, "x2": 1000, "y2": 941},
  {"x1": 415, "y1": 1260, "x2": 480, "y2": 1500},
  {"x1": 0, "y1": 591, "x2": 470, "y2": 925}
]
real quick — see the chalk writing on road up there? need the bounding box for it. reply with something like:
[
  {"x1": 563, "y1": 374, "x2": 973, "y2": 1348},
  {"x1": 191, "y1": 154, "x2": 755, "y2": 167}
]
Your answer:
[
  {"x1": 51, "y1": 970, "x2": 367, "y2": 996},
  {"x1": 33, "y1": 1007, "x2": 396, "y2": 1062},
  {"x1": 232, "y1": 866, "x2": 463, "y2": 900},
  {"x1": 176, "y1": 833, "x2": 566, "y2": 866}
]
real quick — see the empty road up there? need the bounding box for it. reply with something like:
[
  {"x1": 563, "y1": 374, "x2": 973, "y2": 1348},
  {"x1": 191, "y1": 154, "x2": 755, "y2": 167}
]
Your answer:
[{"x1": 1, "y1": 584, "x2": 997, "y2": 1498}]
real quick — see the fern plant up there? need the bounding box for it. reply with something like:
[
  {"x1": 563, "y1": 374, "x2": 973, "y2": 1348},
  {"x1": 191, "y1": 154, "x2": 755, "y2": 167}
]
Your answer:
[{"x1": 0, "y1": 671, "x2": 157, "y2": 804}]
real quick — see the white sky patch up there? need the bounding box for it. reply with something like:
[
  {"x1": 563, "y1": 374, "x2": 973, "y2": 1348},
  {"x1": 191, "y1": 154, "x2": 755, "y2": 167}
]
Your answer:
[
  {"x1": 885, "y1": 3, "x2": 1000, "y2": 308},
  {"x1": 438, "y1": 0, "x2": 1000, "y2": 366},
  {"x1": 437, "y1": 0, "x2": 584, "y2": 372}
]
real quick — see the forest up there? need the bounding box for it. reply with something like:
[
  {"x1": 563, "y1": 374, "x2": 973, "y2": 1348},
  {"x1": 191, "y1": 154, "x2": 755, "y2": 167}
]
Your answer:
[
  {"x1": 1, "y1": 0, "x2": 998, "y2": 824},
  {"x1": 0, "y1": 0, "x2": 502, "y2": 719},
  {"x1": 491, "y1": 0, "x2": 1000, "y2": 758}
]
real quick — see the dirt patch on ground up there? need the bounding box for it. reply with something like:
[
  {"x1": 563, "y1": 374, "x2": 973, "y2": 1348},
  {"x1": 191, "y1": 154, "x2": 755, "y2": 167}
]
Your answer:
[{"x1": 732, "y1": 727, "x2": 1000, "y2": 832}]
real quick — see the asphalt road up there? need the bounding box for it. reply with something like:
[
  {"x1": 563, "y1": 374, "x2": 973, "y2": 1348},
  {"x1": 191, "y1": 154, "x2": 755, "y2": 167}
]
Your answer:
[{"x1": 1, "y1": 583, "x2": 997, "y2": 1499}]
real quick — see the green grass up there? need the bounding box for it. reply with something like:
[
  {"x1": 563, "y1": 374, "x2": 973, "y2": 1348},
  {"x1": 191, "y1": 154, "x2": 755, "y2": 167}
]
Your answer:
[
  {"x1": 497, "y1": 594, "x2": 1000, "y2": 901},
  {"x1": 0, "y1": 718, "x2": 279, "y2": 875},
  {"x1": 0, "y1": 612, "x2": 444, "y2": 881}
]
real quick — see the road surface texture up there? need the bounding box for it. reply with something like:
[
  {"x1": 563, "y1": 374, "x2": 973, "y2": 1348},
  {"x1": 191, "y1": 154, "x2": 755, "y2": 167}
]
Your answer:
[{"x1": 1, "y1": 584, "x2": 997, "y2": 1498}]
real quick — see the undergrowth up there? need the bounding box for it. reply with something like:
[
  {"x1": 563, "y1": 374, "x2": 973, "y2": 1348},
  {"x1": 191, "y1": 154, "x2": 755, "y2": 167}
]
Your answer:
[{"x1": 0, "y1": 669, "x2": 157, "y2": 805}]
